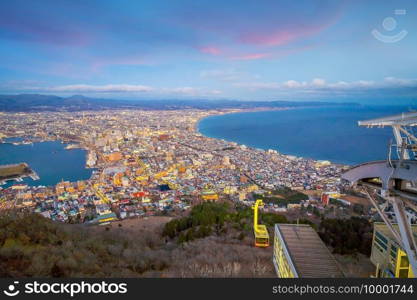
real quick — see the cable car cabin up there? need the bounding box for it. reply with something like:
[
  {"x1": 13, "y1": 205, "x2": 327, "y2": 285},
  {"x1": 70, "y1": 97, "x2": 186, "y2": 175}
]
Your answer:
[
  {"x1": 252, "y1": 199, "x2": 270, "y2": 247},
  {"x1": 254, "y1": 224, "x2": 270, "y2": 247}
]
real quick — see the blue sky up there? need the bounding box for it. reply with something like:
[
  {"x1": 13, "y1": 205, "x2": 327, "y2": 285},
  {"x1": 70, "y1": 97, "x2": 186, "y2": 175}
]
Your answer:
[{"x1": 0, "y1": 0, "x2": 416, "y2": 104}]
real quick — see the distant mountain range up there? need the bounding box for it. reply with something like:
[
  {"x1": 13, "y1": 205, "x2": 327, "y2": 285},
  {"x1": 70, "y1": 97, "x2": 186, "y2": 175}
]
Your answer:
[{"x1": 0, "y1": 94, "x2": 359, "y2": 112}]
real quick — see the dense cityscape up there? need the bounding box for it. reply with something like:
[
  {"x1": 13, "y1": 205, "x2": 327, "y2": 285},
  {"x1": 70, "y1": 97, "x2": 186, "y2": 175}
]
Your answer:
[{"x1": 0, "y1": 109, "x2": 347, "y2": 225}]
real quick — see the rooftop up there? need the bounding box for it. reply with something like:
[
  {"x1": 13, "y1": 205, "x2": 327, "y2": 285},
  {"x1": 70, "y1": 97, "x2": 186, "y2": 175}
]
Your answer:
[{"x1": 276, "y1": 224, "x2": 344, "y2": 278}]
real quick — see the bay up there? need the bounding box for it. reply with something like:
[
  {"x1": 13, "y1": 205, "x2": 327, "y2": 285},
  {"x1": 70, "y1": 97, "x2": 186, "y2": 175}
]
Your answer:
[
  {"x1": 0, "y1": 140, "x2": 93, "y2": 187},
  {"x1": 198, "y1": 105, "x2": 410, "y2": 165}
]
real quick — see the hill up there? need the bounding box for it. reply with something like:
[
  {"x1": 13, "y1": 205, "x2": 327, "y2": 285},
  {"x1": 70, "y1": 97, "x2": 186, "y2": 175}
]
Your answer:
[
  {"x1": 0, "y1": 207, "x2": 275, "y2": 277},
  {"x1": 0, "y1": 202, "x2": 373, "y2": 277},
  {"x1": 0, "y1": 94, "x2": 359, "y2": 112}
]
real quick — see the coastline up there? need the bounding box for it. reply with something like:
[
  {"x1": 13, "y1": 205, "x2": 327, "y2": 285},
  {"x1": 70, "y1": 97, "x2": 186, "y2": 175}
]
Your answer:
[
  {"x1": 195, "y1": 106, "x2": 348, "y2": 168},
  {"x1": 193, "y1": 106, "x2": 293, "y2": 133}
]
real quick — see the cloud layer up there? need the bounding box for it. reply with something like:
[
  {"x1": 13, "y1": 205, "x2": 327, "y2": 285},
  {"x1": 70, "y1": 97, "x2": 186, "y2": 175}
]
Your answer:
[
  {"x1": 14, "y1": 77, "x2": 415, "y2": 100},
  {"x1": 42, "y1": 84, "x2": 153, "y2": 93},
  {"x1": 22, "y1": 84, "x2": 222, "y2": 98},
  {"x1": 236, "y1": 77, "x2": 417, "y2": 92}
]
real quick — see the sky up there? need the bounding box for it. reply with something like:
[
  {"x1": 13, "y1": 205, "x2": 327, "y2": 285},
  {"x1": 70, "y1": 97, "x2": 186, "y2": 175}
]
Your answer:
[{"x1": 0, "y1": 0, "x2": 416, "y2": 104}]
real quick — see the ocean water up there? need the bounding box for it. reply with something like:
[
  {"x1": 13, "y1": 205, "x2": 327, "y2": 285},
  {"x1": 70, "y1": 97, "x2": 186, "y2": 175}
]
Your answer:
[
  {"x1": 198, "y1": 105, "x2": 411, "y2": 165},
  {"x1": 0, "y1": 140, "x2": 94, "y2": 187}
]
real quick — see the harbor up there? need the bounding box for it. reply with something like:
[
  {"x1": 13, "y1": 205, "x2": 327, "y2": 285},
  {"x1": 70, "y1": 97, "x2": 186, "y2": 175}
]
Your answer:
[
  {"x1": 0, "y1": 139, "x2": 93, "y2": 188},
  {"x1": 0, "y1": 162, "x2": 39, "y2": 185}
]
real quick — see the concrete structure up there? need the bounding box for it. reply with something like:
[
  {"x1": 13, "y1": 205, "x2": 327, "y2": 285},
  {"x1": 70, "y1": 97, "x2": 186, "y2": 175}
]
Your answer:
[
  {"x1": 342, "y1": 111, "x2": 417, "y2": 276},
  {"x1": 273, "y1": 224, "x2": 343, "y2": 278},
  {"x1": 371, "y1": 223, "x2": 416, "y2": 278}
]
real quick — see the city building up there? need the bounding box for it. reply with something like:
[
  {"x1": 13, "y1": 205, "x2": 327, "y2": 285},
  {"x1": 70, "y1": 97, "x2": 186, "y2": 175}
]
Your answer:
[
  {"x1": 321, "y1": 193, "x2": 330, "y2": 205},
  {"x1": 273, "y1": 224, "x2": 343, "y2": 278},
  {"x1": 201, "y1": 188, "x2": 218, "y2": 201},
  {"x1": 106, "y1": 152, "x2": 122, "y2": 162}
]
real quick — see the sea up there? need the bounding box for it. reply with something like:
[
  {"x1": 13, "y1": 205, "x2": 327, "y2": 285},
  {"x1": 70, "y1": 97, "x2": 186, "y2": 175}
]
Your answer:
[
  {"x1": 0, "y1": 139, "x2": 94, "y2": 188},
  {"x1": 198, "y1": 105, "x2": 413, "y2": 165}
]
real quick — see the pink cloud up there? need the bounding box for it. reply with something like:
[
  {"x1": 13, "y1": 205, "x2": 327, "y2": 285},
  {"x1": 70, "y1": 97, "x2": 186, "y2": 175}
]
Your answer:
[
  {"x1": 231, "y1": 53, "x2": 270, "y2": 60},
  {"x1": 240, "y1": 30, "x2": 299, "y2": 46},
  {"x1": 199, "y1": 46, "x2": 221, "y2": 55}
]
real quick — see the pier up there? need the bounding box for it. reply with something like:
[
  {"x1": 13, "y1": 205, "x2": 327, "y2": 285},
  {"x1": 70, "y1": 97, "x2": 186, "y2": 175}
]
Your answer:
[{"x1": 0, "y1": 162, "x2": 39, "y2": 185}]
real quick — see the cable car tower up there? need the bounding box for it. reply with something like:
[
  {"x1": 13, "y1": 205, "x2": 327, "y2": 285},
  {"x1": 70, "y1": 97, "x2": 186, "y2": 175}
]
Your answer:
[{"x1": 342, "y1": 111, "x2": 417, "y2": 276}]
